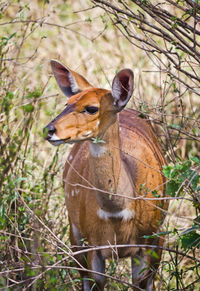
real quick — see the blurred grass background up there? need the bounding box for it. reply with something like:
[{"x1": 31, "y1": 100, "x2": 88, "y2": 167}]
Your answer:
[{"x1": 0, "y1": 0, "x2": 199, "y2": 290}]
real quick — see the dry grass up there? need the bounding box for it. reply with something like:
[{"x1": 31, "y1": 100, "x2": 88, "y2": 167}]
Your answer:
[{"x1": 0, "y1": 0, "x2": 199, "y2": 290}]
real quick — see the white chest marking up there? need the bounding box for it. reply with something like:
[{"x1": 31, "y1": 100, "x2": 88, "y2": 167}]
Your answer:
[
  {"x1": 98, "y1": 208, "x2": 134, "y2": 221},
  {"x1": 89, "y1": 143, "x2": 107, "y2": 158}
]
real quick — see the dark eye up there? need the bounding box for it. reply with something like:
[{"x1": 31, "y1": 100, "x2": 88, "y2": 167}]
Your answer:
[{"x1": 84, "y1": 106, "x2": 99, "y2": 115}]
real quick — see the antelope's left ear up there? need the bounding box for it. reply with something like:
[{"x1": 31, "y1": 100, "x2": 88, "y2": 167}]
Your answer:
[
  {"x1": 111, "y1": 69, "x2": 134, "y2": 111},
  {"x1": 51, "y1": 60, "x2": 93, "y2": 98}
]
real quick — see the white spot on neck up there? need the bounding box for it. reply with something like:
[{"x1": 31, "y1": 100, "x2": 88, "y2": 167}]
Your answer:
[
  {"x1": 89, "y1": 143, "x2": 107, "y2": 158},
  {"x1": 98, "y1": 208, "x2": 134, "y2": 221},
  {"x1": 69, "y1": 154, "x2": 73, "y2": 161}
]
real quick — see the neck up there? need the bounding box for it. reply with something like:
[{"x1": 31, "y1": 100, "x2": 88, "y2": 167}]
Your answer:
[{"x1": 89, "y1": 117, "x2": 125, "y2": 213}]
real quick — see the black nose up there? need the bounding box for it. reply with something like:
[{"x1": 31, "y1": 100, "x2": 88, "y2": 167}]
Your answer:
[{"x1": 43, "y1": 124, "x2": 56, "y2": 139}]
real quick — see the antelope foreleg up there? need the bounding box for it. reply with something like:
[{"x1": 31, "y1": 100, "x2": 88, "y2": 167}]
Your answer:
[
  {"x1": 87, "y1": 250, "x2": 106, "y2": 291},
  {"x1": 131, "y1": 248, "x2": 155, "y2": 291}
]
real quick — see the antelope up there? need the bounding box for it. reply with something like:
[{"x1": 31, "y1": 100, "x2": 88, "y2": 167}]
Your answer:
[{"x1": 44, "y1": 60, "x2": 169, "y2": 291}]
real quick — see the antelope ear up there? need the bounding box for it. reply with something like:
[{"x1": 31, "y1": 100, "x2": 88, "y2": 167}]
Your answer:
[
  {"x1": 50, "y1": 60, "x2": 93, "y2": 98},
  {"x1": 111, "y1": 69, "x2": 134, "y2": 111}
]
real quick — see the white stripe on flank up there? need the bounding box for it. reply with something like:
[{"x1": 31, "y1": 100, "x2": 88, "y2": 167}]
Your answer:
[
  {"x1": 69, "y1": 154, "x2": 73, "y2": 161},
  {"x1": 75, "y1": 188, "x2": 80, "y2": 194},
  {"x1": 98, "y1": 208, "x2": 134, "y2": 221}
]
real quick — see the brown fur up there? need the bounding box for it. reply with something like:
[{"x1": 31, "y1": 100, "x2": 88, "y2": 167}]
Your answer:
[
  {"x1": 45, "y1": 62, "x2": 169, "y2": 290},
  {"x1": 63, "y1": 109, "x2": 168, "y2": 256}
]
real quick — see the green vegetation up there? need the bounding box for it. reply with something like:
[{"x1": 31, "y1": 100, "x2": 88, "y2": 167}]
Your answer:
[{"x1": 0, "y1": 0, "x2": 199, "y2": 290}]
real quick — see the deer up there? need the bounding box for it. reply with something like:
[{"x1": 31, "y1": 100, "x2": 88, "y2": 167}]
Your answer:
[{"x1": 44, "y1": 60, "x2": 169, "y2": 291}]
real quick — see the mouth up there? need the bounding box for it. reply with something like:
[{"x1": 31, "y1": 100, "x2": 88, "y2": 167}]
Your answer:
[
  {"x1": 45, "y1": 132, "x2": 94, "y2": 146},
  {"x1": 46, "y1": 136, "x2": 71, "y2": 146}
]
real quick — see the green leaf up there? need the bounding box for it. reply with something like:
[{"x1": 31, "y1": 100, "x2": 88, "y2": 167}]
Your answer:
[
  {"x1": 166, "y1": 180, "x2": 179, "y2": 196},
  {"x1": 85, "y1": 17, "x2": 92, "y2": 22},
  {"x1": 180, "y1": 226, "x2": 199, "y2": 236},
  {"x1": 143, "y1": 230, "x2": 172, "y2": 239},
  {"x1": 152, "y1": 190, "x2": 160, "y2": 197},
  {"x1": 162, "y1": 165, "x2": 172, "y2": 178},
  {"x1": 61, "y1": 269, "x2": 67, "y2": 280},
  {"x1": 139, "y1": 267, "x2": 147, "y2": 274},
  {"x1": 145, "y1": 249, "x2": 159, "y2": 259},
  {"x1": 171, "y1": 124, "x2": 181, "y2": 129},
  {"x1": 23, "y1": 104, "x2": 34, "y2": 112},
  {"x1": 6, "y1": 91, "x2": 14, "y2": 99},
  {"x1": 180, "y1": 231, "x2": 200, "y2": 250},
  {"x1": 43, "y1": 127, "x2": 49, "y2": 139},
  {"x1": 190, "y1": 156, "x2": 199, "y2": 164},
  {"x1": 91, "y1": 137, "x2": 105, "y2": 144}
]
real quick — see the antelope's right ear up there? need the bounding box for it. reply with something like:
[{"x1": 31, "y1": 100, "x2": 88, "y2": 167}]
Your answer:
[
  {"x1": 111, "y1": 69, "x2": 134, "y2": 111},
  {"x1": 50, "y1": 60, "x2": 93, "y2": 98}
]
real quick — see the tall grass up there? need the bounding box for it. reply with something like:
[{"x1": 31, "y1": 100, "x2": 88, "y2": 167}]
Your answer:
[{"x1": 0, "y1": 0, "x2": 199, "y2": 290}]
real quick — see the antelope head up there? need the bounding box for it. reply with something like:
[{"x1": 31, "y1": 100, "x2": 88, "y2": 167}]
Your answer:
[{"x1": 44, "y1": 60, "x2": 134, "y2": 146}]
